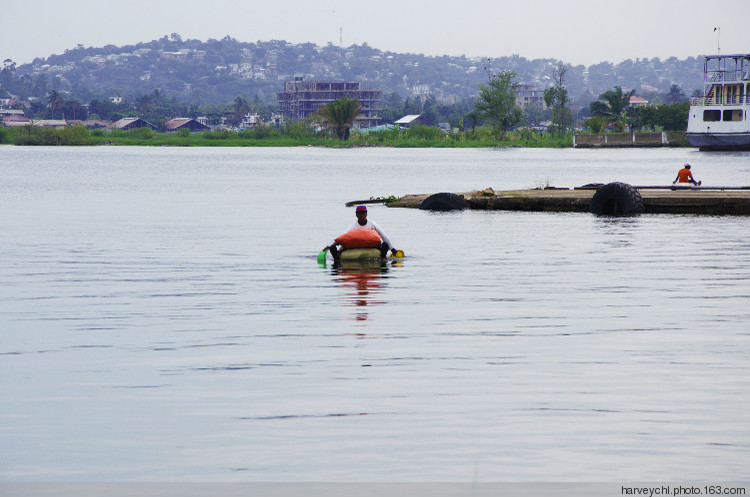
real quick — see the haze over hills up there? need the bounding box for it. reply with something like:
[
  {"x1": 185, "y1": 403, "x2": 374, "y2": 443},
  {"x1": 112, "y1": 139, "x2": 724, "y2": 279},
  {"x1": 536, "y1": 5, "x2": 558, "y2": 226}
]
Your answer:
[{"x1": 1, "y1": 34, "x2": 705, "y2": 111}]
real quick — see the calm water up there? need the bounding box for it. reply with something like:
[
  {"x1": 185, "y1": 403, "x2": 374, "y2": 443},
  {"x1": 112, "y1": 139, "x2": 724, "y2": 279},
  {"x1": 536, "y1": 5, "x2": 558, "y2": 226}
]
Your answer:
[{"x1": 0, "y1": 146, "x2": 749, "y2": 482}]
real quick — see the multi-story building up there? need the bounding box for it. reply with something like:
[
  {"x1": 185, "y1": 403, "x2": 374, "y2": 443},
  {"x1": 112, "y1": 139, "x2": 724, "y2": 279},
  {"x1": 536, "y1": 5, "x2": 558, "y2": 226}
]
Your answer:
[
  {"x1": 515, "y1": 84, "x2": 547, "y2": 110},
  {"x1": 276, "y1": 78, "x2": 382, "y2": 128}
]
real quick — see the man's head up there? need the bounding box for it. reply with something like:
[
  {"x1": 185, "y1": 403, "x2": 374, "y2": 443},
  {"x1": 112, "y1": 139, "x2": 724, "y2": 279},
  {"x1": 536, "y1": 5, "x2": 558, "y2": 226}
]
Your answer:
[
  {"x1": 355, "y1": 205, "x2": 367, "y2": 224},
  {"x1": 684, "y1": 163, "x2": 691, "y2": 169}
]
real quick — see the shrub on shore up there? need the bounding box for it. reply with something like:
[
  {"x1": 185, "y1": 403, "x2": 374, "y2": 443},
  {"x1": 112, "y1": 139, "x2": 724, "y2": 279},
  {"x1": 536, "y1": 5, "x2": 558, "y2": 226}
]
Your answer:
[{"x1": 11, "y1": 125, "x2": 93, "y2": 145}]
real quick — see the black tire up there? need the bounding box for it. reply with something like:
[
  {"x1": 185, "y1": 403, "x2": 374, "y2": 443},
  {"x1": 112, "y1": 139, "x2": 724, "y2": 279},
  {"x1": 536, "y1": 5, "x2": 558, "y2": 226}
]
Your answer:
[
  {"x1": 419, "y1": 192, "x2": 468, "y2": 211},
  {"x1": 589, "y1": 182, "x2": 644, "y2": 216}
]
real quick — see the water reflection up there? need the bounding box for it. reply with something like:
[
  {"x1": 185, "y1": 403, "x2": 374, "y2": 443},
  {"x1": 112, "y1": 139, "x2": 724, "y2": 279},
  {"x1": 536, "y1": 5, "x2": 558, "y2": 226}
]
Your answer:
[
  {"x1": 595, "y1": 216, "x2": 641, "y2": 248},
  {"x1": 330, "y1": 260, "x2": 390, "y2": 322}
]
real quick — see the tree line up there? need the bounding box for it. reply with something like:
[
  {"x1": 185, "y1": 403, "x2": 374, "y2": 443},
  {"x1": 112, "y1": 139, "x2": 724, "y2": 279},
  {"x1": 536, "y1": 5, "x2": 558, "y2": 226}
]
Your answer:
[{"x1": 312, "y1": 61, "x2": 689, "y2": 143}]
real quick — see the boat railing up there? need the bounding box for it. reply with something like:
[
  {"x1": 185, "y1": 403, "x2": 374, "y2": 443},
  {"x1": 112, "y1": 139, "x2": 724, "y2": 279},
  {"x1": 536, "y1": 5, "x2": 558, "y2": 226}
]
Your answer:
[
  {"x1": 690, "y1": 96, "x2": 750, "y2": 106},
  {"x1": 706, "y1": 71, "x2": 750, "y2": 83}
]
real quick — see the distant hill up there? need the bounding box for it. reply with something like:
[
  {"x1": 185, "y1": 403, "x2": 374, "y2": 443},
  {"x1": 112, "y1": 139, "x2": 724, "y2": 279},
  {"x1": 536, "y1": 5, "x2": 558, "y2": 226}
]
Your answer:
[{"x1": 3, "y1": 34, "x2": 704, "y2": 109}]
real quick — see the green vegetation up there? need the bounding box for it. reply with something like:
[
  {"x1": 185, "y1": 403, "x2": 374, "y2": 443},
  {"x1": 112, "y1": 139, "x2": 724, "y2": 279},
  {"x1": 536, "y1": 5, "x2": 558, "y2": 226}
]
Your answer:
[
  {"x1": 0, "y1": 124, "x2": 695, "y2": 148},
  {"x1": 369, "y1": 195, "x2": 401, "y2": 203},
  {"x1": 543, "y1": 63, "x2": 573, "y2": 138},
  {"x1": 0, "y1": 123, "x2": 576, "y2": 148},
  {"x1": 583, "y1": 116, "x2": 610, "y2": 134},
  {"x1": 632, "y1": 102, "x2": 690, "y2": 131},
  {"x1": 474, "y1": 70, "x2": 522, "y2": 141},
  {"x1": 9, "y1": 125, "x2": 93, "y2": 145}
]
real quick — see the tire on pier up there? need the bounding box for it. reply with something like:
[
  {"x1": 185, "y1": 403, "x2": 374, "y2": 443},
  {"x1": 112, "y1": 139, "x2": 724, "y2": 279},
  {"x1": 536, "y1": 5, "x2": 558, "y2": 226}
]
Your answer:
[
  {"x1": 589, "y1": 182, "x2": 644, "y2": 216},
  {"x1": 419, "y1": 192, "x2": 469, "y2": 211}
]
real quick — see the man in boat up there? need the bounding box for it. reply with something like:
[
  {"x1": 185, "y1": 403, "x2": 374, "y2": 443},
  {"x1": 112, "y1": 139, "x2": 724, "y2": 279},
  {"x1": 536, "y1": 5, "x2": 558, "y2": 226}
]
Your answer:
[
  {"x1": 673, "y1": 163, "x2": 701, "y2": 186},
  {"x1": 325, "y1": 205, "x2": 399, "y2": 261}
]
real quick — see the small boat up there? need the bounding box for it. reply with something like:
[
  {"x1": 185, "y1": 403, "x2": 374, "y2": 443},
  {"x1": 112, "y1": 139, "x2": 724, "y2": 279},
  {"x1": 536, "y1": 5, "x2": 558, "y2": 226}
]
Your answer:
[
  {"x1": 340, "y1": 248, "x2": 383, "y2": 260},
  {"x1": 317, "y1": 247, "x2": 404, "y2": 265},
  {"x1": 335, "y1": 250, "x2": 389, "y2": 270},
  {"x1": 686, "y1": 53, "x2": 750, "y2": 151}
]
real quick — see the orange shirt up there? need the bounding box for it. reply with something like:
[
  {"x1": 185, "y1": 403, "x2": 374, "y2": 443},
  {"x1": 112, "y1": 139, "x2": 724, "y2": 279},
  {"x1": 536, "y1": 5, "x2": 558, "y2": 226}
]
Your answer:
[{"x1": 677, "y1": 168, "x2": 694, "y2": 183}]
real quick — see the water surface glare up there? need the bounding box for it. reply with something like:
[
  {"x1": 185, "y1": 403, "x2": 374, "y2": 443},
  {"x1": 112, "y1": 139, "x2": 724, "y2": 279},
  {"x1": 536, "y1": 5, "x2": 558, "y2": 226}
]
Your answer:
[{"x1": 1, "y1": 146, "x2": 749, "y2": 481}]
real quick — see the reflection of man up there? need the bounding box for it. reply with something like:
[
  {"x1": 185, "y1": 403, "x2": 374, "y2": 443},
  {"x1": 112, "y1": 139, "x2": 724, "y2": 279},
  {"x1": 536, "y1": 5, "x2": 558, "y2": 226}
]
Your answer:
[
  {"x1": 337, "y1": 268, "x2": 384, "y2": 322},
  {"x1": 325, "y1": 205, "x2": 399, "y2": 261},
  {"x1": 673, "y1": 163, "x2": 701, "y2": 186}
]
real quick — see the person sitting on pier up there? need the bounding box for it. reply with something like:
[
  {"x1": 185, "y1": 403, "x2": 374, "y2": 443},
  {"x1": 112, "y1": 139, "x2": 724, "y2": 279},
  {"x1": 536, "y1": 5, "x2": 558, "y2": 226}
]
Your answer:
[
  {"x1": 325, "y1": 205, "x2": 399, "y2": 260},
  {"x1": 673, "y1": 163, "x2": 701, "y2": 186}
]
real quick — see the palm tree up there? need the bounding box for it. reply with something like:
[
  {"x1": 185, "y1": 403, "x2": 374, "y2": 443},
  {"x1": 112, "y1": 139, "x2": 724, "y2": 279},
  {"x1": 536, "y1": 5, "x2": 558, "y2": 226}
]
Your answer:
[
  {"x1": 47, "y1": 90, "x2": 64, "y2": 119},
  {"x1": 584, "y1": 116, "x2": 610, "y2": 134},
  {"x1": 136, "y1": 94, "x2": 153, "y2": 114},
  {"x1": 233, "y1": 96, "x2": 249, "y2": 116},
  {"x1": 589, "y1": 86, "x2": 635, "y2": 131},
  {"x1": 665, "y1": 84, "x2": 687, "y2": 106},
  {"x1": 315, "y1": 97, "x2": 362, "y2": 140},
  {"x1": 229, "y1": 96, "x2": 249, "y2": 127}
]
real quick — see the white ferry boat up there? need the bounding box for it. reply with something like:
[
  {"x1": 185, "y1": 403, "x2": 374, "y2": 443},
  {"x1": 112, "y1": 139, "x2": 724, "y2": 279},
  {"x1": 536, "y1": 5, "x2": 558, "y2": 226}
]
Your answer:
[{"x1": 686, "y1": 53, "x2": 750, "y2": 150}]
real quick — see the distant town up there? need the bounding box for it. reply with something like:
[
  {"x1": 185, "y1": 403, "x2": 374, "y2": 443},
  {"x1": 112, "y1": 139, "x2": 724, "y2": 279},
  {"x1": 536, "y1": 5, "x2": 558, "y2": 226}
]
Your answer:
[{"x1": 1, "y1": 34, "x2": 702, "y2": 133}]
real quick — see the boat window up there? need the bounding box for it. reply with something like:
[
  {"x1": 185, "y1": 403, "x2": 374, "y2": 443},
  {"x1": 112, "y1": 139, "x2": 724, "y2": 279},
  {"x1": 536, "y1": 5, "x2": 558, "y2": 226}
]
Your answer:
[
  {"x1": 723, "y1": 109, "x2": 743, "y2": 122},
  {"x1": 703, "y1": 110, "x2": 721, "y2": 121},
  {"x1": 726, "y1": 86, "x2": 738, "y2": 104}
]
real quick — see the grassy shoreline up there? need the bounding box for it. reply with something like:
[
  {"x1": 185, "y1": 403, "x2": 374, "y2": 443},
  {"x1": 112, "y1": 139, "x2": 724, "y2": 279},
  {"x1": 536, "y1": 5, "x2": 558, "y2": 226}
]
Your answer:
[{"x1": 0, "y1": 125, "x2": 689, "y2": 148}]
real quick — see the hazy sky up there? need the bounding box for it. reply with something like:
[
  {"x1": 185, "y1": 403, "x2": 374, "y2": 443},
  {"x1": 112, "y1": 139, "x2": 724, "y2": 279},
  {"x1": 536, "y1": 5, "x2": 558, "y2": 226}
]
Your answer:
[{"x1": 2, "y1": 0, "x2": 748, "y2": 67}]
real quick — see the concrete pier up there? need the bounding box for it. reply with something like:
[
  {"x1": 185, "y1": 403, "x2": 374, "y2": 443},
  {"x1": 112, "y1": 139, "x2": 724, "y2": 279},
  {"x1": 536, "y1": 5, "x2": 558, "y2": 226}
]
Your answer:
[
  {"x1": 572, "y1": 132, "x2": 673, "y2": 148},
  {"x1": 386, "y1": 186, "x2": 750, "y2": 215}
]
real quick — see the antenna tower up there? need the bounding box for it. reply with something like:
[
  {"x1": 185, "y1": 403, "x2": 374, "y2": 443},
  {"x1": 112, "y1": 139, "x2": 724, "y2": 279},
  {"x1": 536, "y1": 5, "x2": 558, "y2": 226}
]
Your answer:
[{"x1": 714, "y1": 27, "x2": 721, "y2": 54}]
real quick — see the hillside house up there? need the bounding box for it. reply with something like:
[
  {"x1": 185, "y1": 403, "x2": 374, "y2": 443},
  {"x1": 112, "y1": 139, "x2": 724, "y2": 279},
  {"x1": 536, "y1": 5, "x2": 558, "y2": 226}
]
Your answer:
[
  {"x1": 411, "y1": 84, "x2": 431, "y2": 98},
  {"x1": 239, "y1": 113, "x2": 261, "y2": 130}
]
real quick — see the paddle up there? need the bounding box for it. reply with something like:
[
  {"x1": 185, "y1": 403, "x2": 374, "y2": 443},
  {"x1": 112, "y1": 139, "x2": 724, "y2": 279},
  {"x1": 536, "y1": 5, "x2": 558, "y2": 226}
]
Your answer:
[{"x1": 391, "y1": 249, "x2": 405, "y2": 258}]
